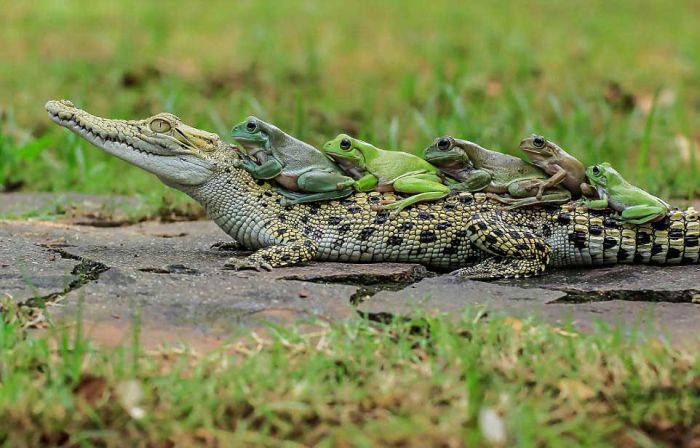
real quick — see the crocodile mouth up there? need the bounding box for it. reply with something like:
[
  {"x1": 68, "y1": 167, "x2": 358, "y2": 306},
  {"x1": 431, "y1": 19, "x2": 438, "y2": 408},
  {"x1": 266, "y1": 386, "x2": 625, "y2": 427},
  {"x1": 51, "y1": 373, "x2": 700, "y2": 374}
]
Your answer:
[
  {"x1": 46, "y1": 100, "x2": 178, "y2": 157},
  {"x1": 425, "y1": 154, "x2": 460, "y2": 163},
  {"x1": 46, "y1": 100, "x2": 216, "y2": 187},
  {"x1": 47, "y1": 107, "x2": 156, "y2": 157}
]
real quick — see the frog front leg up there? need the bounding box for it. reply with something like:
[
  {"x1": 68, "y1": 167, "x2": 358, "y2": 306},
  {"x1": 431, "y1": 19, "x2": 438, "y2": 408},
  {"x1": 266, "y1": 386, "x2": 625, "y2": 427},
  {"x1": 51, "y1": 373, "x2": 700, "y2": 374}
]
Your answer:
[
  {"x1": 620, "y1": 204, "x2": 668, "y2": 224},
  {"x1": 449, "y1": 169, "x2": 493, "y2": 192},
  {"x1": 583, "y1": 191, "x2": 610, "y2": 210},
  {"x1": 240, "y1": 155, "x2": 284, "y2": 180},
  {"x1": 353, "y1": 173, "x2": 380, "y2": 192},
  {"x1": 535, "y1": 167, "x2": 568, "y2": 200},
  {"x1": 377, "y1": 174, "x2": 450, "y2": 214}
]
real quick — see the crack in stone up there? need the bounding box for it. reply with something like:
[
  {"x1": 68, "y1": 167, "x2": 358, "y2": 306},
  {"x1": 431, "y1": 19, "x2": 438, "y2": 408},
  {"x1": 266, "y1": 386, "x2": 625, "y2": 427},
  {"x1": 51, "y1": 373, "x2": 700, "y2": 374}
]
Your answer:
[
  {"x1": 551, "y1": 288, "x2": 700, "y2": 304},
  {"x1": 278, "y1": 267, "x2": 432, "y2": 306},
  {"x1": 138, "y1": 264, "x2": 200, "y2": 275},
  {"x1": 24, "y1": 246, "x2": 110, "y2": 307}
]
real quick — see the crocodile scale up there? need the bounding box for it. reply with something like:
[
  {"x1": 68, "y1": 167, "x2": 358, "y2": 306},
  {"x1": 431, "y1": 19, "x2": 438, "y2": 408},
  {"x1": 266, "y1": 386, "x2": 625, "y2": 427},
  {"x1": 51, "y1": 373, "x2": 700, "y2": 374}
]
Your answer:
[{"x1": 45, "y1": 100, "x2": 700, "y2": 278}]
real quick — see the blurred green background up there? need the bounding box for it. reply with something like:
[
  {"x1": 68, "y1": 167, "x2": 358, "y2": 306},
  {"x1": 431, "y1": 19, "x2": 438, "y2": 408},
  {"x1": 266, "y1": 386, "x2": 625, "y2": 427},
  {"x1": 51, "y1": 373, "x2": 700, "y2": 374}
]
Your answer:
[{"x1": 1, "y1": 0, "x2": 699, "y2": 201}]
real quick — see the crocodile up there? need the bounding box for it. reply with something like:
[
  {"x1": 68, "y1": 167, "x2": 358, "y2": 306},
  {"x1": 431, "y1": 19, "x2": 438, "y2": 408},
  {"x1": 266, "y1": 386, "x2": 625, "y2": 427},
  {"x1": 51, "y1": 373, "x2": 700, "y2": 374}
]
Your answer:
[{"x1": 45, "y1": 100, "x2": 700, "y2": 279}]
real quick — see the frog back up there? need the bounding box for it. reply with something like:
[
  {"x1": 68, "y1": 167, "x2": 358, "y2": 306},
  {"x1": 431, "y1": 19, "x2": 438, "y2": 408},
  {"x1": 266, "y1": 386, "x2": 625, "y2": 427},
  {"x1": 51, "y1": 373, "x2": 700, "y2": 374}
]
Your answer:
[
  {"x1": 272, "y1": 136, "x2": 341, "y2": 175},
  {"x1": 606, "y1": 182, "x2": 668, "y2": 208},
  {"x1": 462, "y1": 141, "x2": 543, "y2": 181},
  {"x1": 364, "y1": 147, "x2": 438, "y2": 180},
  {"x1": 479, "y1": 151, "x2": 545, "y2": 183}
]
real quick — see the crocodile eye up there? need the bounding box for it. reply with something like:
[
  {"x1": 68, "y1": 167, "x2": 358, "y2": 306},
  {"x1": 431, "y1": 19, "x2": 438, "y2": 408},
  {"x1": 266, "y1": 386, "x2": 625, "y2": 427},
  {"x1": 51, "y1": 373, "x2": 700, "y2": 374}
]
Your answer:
[
  {"x1": 246, "y1": 121, "x2": 257, "y2": 133},
  {"x1": 437, "y1": 137, "x2": 451, "y2": 151},
  {"x1": 340, "y1": 138, "x2": 352, "y2": 150},
  {"x1": 149, "y1": 118, "x2": 171, "y2": 133},
  {"x1": 592, "y1": 166, "x2": 601, "y2": 176},
  {"x1": 533, "y1": 135, "x2": 545, "y2": 148}
]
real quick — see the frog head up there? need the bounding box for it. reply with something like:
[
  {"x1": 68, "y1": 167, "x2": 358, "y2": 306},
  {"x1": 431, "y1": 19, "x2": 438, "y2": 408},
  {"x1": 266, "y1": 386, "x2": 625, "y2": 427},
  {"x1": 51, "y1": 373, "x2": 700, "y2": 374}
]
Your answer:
[
  {"x1": 519, "y1": 135, "x2": 561, "y2": 163},
  {"x1": 231, "y1": 116, "x2": 279, "y2": 161},
  {"x1": 586, "y1": 162, "x2": 622, "y2": 189},
  {"x1": 423, "y1": 136, "x2": 469, "y2": 169},
  {"x1": 322, "y1": 134, "x2": 367, "y2": 171}
]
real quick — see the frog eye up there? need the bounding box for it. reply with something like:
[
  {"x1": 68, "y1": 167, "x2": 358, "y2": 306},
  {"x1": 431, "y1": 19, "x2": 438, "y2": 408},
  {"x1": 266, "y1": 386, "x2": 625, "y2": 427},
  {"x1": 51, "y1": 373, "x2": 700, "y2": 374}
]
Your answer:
[
  {"x1": 437, "y1": 137, "x2": 451, "y2": 151},
  {"x1": 592, "y1": 166, "x2": 601, "y2": 176},
  {"x1": 246, "y1": 120, "x2": 257, "y2": 133},
  {"x1": 149, "y1": 118, "x2": 171, "y2": 133},
  {"x1": 340, "y1": 138, "x2": 352, "y2": 150},
  {"x1": 533, "y1": 135, "x2": 546, "y2": 148}
]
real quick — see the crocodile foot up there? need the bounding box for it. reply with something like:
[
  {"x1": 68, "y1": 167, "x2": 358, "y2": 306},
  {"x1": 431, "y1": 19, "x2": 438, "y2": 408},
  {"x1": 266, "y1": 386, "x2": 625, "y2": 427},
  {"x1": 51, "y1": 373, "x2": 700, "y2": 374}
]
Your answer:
[
  {"x1": 224, "y1": 256, "x2": 273, "y2": 272},
  {"x1": 450, "y1": 257, "x2": 547, "y2": 280}
]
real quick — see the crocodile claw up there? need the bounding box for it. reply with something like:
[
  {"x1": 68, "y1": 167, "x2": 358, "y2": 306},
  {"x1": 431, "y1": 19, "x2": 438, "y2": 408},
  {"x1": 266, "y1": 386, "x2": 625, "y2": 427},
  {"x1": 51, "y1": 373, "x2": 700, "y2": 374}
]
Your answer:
[{"x1": 224, "y1": 257, "x2": 273, "y2": 272}]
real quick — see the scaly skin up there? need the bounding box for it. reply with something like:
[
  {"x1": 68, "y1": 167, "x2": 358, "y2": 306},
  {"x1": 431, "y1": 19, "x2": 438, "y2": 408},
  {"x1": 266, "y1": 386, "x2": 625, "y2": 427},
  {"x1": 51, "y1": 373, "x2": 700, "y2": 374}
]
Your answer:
[
  {"x1": 46, "y1": 100, "x2": 700, "y2": 279},
  {"x1": 424, "y1": 136, "x2": 572, "y2": 209}
]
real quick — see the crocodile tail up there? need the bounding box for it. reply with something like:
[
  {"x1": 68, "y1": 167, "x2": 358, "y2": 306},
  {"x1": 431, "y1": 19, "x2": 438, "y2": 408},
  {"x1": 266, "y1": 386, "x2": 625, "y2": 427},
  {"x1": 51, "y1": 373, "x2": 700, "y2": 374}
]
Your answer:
[{"x1": 623, "y1": 207, "x2": 699, "y2": 265}]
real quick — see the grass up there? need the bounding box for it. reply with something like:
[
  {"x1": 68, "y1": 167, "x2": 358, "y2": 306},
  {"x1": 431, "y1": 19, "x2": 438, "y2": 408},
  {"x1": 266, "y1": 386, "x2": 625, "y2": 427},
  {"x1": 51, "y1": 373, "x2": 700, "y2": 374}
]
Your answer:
[
  {"x1": 3, "y1": 1, "x2": 700, "y2": 444},
  {"x1": 1, "y1": 303, "x2": 700, "y2": 446},
  {"x1": 1, "y1": 0, "x2": 699, "y2": 202}
]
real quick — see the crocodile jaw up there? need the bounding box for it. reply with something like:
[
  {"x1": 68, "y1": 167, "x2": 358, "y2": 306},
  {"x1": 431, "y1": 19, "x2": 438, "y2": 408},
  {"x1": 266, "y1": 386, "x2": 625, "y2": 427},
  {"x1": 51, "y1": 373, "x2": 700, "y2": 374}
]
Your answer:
[{"x1": 45, "y1": 100, "x2": 215, "y2": 187}]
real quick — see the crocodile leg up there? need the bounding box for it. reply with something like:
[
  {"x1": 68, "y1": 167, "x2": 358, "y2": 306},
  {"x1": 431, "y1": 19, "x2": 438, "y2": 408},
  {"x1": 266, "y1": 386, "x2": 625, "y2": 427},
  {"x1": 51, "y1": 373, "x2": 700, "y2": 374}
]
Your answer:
[
  {"x1": 224, "y1": 229, "x2": 318, "y2": 271},
  {"x1": 451, "y1": 212, "x2": 552, "y2": 279}
]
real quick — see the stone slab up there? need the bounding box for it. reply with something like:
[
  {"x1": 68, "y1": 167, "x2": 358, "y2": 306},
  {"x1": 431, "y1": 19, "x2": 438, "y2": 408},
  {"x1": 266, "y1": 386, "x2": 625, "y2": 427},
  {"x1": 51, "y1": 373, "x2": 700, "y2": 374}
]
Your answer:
[
  {"x1": 2, "y1": 191, "x2": 699, "y2": 349},
  {"x1": 497, "y1": 265, "x2": 700, "y2": 303}
]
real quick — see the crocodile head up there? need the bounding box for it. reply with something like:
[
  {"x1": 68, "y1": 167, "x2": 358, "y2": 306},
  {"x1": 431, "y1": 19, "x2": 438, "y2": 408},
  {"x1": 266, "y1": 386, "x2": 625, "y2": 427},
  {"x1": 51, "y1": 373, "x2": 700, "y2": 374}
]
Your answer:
[{"x1": 46, "y1": 99, "x2": 239, "y2": 188}]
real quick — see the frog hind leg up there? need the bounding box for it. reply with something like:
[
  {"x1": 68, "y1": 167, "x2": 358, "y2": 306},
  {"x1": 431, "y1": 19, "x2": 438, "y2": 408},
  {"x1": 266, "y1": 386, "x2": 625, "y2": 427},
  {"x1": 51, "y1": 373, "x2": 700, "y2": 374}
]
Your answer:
[
  {"x1": 489, "y1": 180, "x2": 570, "y2": 209},
  {"x1": 377, "y1": 174, "x2": 449, "y2": 214},
  {"x1": 451, "y1": 212, "x2": 552, "y2": 279},
  {"x1": 297, "y1": 169, "x2": 355, "y2": 193},
  {"x1": 503, "y1": 190, "x2": 572, "y2": 210},
  {"x1": 620, "y1": 205, "x2": 668, "y2": 224},
  {"x1": 274, "y1": 188, "x2": 353, "y2": 206},
  {"x1": 448, "y1": 169, "x2": 492, "y2": 192}
]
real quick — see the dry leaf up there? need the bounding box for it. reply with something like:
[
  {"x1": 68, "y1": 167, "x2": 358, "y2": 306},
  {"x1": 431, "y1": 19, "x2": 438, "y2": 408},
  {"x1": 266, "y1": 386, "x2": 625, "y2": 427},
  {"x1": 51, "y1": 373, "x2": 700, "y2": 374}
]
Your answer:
[
  {"x1": 74, "y1": 375, "x2": 108, "y2": 406},
  {"x1": 558, "y1": 379, "x2": 595, "y2": 401},
  {"x1": 503, "y1": 318, "x2": 523, "y2": 333}
]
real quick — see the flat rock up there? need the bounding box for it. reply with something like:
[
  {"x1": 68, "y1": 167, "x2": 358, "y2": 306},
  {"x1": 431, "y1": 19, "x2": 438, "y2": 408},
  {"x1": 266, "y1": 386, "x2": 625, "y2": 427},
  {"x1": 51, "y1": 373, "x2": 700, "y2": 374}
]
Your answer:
[
  {"x1": 358, "y1": 276, "x2": 565, "y2": 317},
  {"x1": 0, "y1": 237, "x2": 80, "y2": 303},
  {"x1": 0, "y1": 219, "x2": 423, "y2": 348},
  {"x1": 357, "y1": 274, "x2": 700, "y2": 346},
  {"x1": 2, "y1": 191, "x2": 700, "y2": 349},
  {"x1": 497, "y1": 265, "x2": 700, "y2": 303},
  {"x1": 50, "y1": 266, "x2": 356, "y2": 348}
]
